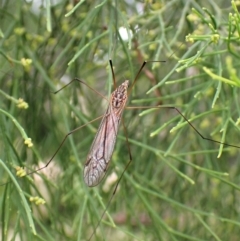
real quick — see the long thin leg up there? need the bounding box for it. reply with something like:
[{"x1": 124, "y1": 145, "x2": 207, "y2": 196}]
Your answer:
[
  {"x1": 87, "y1": 104, "x2": 240, "y2": 240},
  {"x1": 87, "y1": 118, "x2": 133, "y2": 241},
  {"x1": 15, "y1": 78, "x2": 112, "y2": 179},
  {"x1": 127, "y1": 105, "x2": 240, "y2": 149},
  {"x1": 3, "y1": 115, "x2": 105, "y2": 186},
  {"x1": 54, "y1": 78, "x2": 108, "y2": 101}
]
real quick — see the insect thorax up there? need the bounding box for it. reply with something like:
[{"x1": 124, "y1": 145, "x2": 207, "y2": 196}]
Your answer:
[{"x1": 112, "y1": 80, "x2": 129, "y2": 110}]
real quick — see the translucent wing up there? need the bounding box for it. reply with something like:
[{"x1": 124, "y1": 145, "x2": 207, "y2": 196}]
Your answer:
[{"x1": 84, "y1": 80, "x2": 129, "y2": 187}]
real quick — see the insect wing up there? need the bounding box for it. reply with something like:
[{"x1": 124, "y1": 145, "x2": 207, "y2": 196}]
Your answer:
[{"x1": 84, "y1": 81, "x2": 129, "y2": 187}]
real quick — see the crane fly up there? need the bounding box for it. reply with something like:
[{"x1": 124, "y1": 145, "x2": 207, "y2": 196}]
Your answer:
[{"x1": 84, "y1": 80, "x2": 129, "y2": 187}]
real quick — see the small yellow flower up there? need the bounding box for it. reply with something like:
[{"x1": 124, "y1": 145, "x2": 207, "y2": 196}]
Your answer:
[
  {"x1": 17, "y1": 98, "x2": 29, "y2": 109},
  {"x1": 185, "y1": 34, "x2": 194, "y2": 43},
  {"x1": 24, "y1": 138, "x2": 33, "y2": 148},
  {"x1": 21, "y1": 58, "x2": 32, "y2": 67},
  {"x1": 21, "y1": 58, "x2": 32, "y2": 72},
  {"x1": 187, "y1": 13, "x2": 199, "y2": 23},
  {"x1": 211, "y1": 34, "x2": 220, "y2": 44},
  {"x1": 30, "y1": 196, "x2": 46, "y2": 205},
  {"x1": 15, "y1": 166, "x2": 26, "y2": 177}
]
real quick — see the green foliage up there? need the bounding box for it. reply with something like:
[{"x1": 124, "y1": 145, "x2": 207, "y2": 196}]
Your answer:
[{"x1": 1, "y1": 0, "x2": 240, "y2": 240}]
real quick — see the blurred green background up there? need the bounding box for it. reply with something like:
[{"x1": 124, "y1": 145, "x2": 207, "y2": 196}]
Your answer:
[{"x1": 1, "y1": 0, "x2": 240, "y2": 240}]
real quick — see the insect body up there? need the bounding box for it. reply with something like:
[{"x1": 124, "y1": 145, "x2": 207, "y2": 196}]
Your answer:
[{"x1": 84, "y1": 80, "x2": 129, "y2": 186}]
